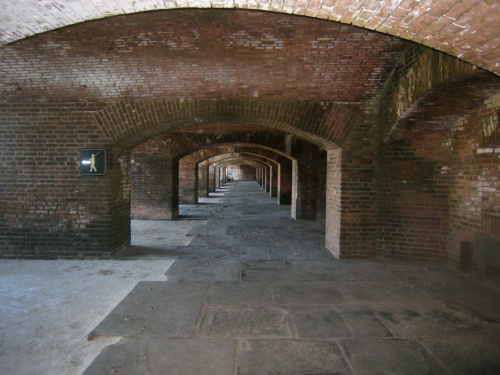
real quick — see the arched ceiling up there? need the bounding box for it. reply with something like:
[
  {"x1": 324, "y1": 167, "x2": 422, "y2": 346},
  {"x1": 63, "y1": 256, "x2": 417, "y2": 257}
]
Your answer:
[
  {"x1": 0, "y1": 1, "x2": 498, "y2": 75},
  {"x1": 0, "y1": 10, "x2": 409, "y2": 102}
]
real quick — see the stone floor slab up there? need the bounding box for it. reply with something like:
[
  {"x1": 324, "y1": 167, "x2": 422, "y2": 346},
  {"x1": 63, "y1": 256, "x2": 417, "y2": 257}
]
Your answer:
[
  {"x1": 339, "y1": 338, "x2": 449, "y2": 375},
  {"x1": 340, "y1": 281, "x2": 438, "y2": 303},
  {"x1": 206, "y1": 282, "x2": 273, "y2": 306},
  {"x1": 165, "y1": 259, "x2": 241, "y2": 282},
  {"x1": 372, "y1": 301, "x2": 484, "y2": 339},
  {"x1": 88, "y1": 281, "x2": 208, "y2": 339},
  {"x1": 83, "y1": 338, "x2": 235, "y2": 375},
  {"x1": 337, "y1": 305, "x2": 393, "y2": 338},
  {"x1": 197, "y1": 305, "x2": 295, "y2": 338},
  {"x1": 273, "y1": 282, "x2": 350, "y2": 305},
  {"x1": 290, "y1": 305, "x2": 352, "y2": 338},
  {"x1": 419, "y1": 333, "x2": 500, "y2": 375},
  {"x1": 241, "y1": 260, "x2": 290, "y2": 270},
  {"x1": 241, "y1": 269, "x2": 305, "y2": 283},
  {"x1": 235, "y1": 339, "x2": 353, "y2": 375}
]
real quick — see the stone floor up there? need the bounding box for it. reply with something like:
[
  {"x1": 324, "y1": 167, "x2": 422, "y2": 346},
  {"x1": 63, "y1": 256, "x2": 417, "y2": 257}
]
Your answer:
[{"x1": 85, "y1": 181, "x2": 500, "y2": 375}]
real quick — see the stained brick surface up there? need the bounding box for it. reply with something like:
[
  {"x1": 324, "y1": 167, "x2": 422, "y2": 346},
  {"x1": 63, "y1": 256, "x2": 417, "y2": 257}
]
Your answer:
[{"x1": 0, "y1": 1, "x2": 497, "y2": 75}]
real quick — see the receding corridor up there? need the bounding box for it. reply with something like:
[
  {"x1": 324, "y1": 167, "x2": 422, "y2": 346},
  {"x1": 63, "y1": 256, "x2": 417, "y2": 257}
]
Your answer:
[{"x1": 82, "y1": 181, "x2": 500, "y2": 375}]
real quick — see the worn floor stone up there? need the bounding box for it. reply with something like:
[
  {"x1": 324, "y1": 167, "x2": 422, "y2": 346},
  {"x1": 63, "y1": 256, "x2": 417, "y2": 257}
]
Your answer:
[
  {"x1": 206, "y1": 282, "x2": 273, "y2": 306},
  {"x1": 339, "y1": 338, "x2": 449, "y2": 375},
  {"x1": 235, "y1": 339, "x2": 352, "y2": 375},
  {"x1": 419, "y1": 333, "x2": 500, "y2": 375},
  {"x1": 88, "y1": 281, "x2": 208, "y2": 339},
  {"x1": 84, "y1": 181, "x2": 500, "y2": 374},
  {"x1": 83, "y1": 338, "x2": 235, "y2": 375},
  {"x1": 197, "y1": 305, "x2": 295, "y2": 338}
]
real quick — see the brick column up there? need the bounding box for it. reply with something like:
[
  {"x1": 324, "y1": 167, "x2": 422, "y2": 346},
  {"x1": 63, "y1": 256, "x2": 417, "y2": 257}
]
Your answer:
[
  {"x1": 293, "y1": 140, "x2": 318, "y2": 220},
  {"x1": 265, "y1": 164, "x2": 272, "y2": 194},
  {"x1": 179, "y1": 157, "x2": 197, "y2": 204},
  {"x1": 208, "y1": 163, "x2": 216, "y2": 193},
  {"x1": 197, "y1": 160, "x2": 209, "y2": 198},
  {"x1": 131, "y1": 155, "x2": 178, "y2": 220},
  {"x1": 278, "y1": 158, "x2": 293, "y2": 205},
  {"x1": 325, "y1": 149, "x2": 342, "y2": 258}
]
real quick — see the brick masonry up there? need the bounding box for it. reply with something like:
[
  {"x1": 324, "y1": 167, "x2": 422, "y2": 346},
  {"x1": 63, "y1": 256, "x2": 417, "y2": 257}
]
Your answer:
[
  {"x1": 130, "y1": 134, "x2": 320, "y2": 221},
  {"x1": 0, "y1": 1, "x2": 498, "y2": 75},
  {"x1": 378, "y1": 60, "x2": 500, "y2": 264},
  {"x1": 0, "y1": 8, "x2": 498, "y2": 265}
]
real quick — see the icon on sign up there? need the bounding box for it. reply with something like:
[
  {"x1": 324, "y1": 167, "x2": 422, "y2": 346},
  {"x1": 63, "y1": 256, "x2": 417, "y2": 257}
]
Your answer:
[{"x1": 80, "y1": 148, "x2": 106, "y2": 176}]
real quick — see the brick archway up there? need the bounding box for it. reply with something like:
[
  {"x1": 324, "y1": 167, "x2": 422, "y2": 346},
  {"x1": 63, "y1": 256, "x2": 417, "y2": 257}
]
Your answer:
[{"x1": 95, "y1": 99, "x2": 351, "y2": 151}]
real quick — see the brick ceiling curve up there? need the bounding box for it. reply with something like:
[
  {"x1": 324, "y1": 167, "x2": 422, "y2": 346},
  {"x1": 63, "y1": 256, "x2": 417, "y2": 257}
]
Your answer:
[
  {"x1": 215, "y1": 158, "x2": 264, "y2": 168},
  {"x1": 385, "y1": 70, "x2": 500, "y2": 141},
  {"x1": 0, "y1": 2, "x2": 498, "y2": 75},
  {"x1": 185, "y1": 145, "x2": 291, "y2": 163}
]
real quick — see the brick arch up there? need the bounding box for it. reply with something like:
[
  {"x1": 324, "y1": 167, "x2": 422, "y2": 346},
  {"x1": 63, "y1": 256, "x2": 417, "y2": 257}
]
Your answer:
[
  {"x1": 212, "y1": 156, "x2": 270, "y2": 186},
  {"x1": 384, "y1": 70, "x2": 500, "y2": 142},
  {"x1": 201, "y1": 151, "x2": 280, "y2": 192},
  {"x1": 177, "y1": 143, "x2": 296, "y2": 162},
  {"x1": 178, "y1": 145, "x2": 293, "y2": 204},
  {"x1": 96, "y1": 99, "x2": 354, "y2": 150},
  {"x1": 214, "y1": 157, "x2": 268, "y2": 170},
  {"x1": 208, "y1": 154, "x2": 277, "y2": 194},
  {"x1": 0, "y1": 3, "x2": 498, "y2": 75}
]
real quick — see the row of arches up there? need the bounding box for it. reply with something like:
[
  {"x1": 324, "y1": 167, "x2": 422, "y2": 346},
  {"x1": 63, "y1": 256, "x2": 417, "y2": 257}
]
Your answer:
[{"x1": 0, "y1": 8, "x2": 498, "y2": 268}]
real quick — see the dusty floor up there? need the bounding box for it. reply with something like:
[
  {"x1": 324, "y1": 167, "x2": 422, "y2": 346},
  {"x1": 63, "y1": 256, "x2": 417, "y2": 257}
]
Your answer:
[
  {"x1": 0, "y1": 218, "x2": 201, "y2": 375},
  {"x1": 89, "y1": 182, "x2": 500, "y2": 374},
  {"x1": 2, "y1": 181, "x2": 500, "y2": 375}
]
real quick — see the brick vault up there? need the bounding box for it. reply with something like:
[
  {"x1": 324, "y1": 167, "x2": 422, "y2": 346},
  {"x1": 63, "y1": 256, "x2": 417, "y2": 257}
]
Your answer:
[{"x1": 0, "y1": 4, "x2": 498, "y2": 269}]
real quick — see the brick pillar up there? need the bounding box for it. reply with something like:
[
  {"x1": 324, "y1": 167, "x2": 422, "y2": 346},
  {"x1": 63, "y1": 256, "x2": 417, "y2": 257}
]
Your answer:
[
  {"x1": 215, "y1": 167, "x2": 220, "y2": 190},
  {"x1": 316, "y1": 151, "x2": 327, "y2": 220},
  {"x1": 208, "y1": 164, "x2": 216, "y2": 193},
  {"x1": 263, "y1": 167, "x2": 267, "y2": 189},
  {"x1": 131, "y1": 155, "x2": 178, "y2": 220},
  {"x1": 271, "y1": 162, "x2": 278, "y2": 197},
  {"x1": 266, "y1": 165, "x2": 272, "y2": 194},
  {"x1": 278, "y1": 158, "x2": 293, "y2": 205},
  {"x1": 325, "y1": 149, "x2": 342, "y2": 258},
  {"x1": 197, "y1": 161, "x2": 209, "y2": 198},
  {"x1": 179, "y1": 157, "x2": 197, "y2": 204},
  {"x1": 293, "y1": 140, "x2": 318, "y2": 220},
  {"x1": 110, "y1": 148, "x2": 132, "y2": 254}
]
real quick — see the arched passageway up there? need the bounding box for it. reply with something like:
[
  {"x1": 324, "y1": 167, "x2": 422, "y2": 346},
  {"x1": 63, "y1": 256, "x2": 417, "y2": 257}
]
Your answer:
[
  {"x1": 0, "y1": 7, "x2": 498, "y2": 267},
  {"x1": 1, "y1": 5, "x2": 500, "y2": 374}
]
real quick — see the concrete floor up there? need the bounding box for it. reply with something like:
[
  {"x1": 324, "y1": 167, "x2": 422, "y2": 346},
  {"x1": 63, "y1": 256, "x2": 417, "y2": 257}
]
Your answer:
[{"x1": 85, "y1": 181, "x2": 500, "y2": 375}]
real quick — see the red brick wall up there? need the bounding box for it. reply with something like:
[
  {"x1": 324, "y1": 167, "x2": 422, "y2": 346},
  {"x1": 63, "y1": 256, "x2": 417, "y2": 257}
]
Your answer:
[
  {"x1": 378, "y1": 133, "x2": 450, "y2": 261},
  {"x1": 0, "y1": 99, "x2": 114, "y2": 258},
  {"x1": 376, "y1": 48, "x2": 499, "y2": 263},
  {"x1": 449, "y1": 93, "x2": 500, "y2": 269},
  {"x1": 130, "y1": 153, "x2": 178, "y2": 220},
  {"x1": 227, "y1": 165, "x2": 256, "y2": 181},
  {"x1": 179, "y1": 156, "x2": 197, "y2": 204},
  {"x1": 338, "y1": 107, "x2": 379, "y2": 259}
]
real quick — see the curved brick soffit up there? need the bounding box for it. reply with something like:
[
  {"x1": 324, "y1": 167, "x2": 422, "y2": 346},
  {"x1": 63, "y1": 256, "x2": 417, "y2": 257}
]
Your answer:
[
  {"x1": 216, "y1": 158, "x2": 267, "y2": 169},
  {"x1": 177, "y1": 143, "x2": 296, "y2": 162},
  {"x1": 94, "y1": 99, "x2": 354, "y2": 151},
  {"x1": 386, "y1": 70, "x2": 500, "y2": 141},
  {"x1": 197, "y1": 153, "x2": 279, "y2": 171},
  {"x1": 199, "y1": 152, "x2": 280, "y2": 167},
  {"x1": 0, "y1": 2, "x2": 498, "y2": 75}
]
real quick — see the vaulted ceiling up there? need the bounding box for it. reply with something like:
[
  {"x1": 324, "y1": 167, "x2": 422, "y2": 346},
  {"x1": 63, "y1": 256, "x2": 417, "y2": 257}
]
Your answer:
[{"x1": 0, "y1": 1, "x2": 498, "y2": 75}]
